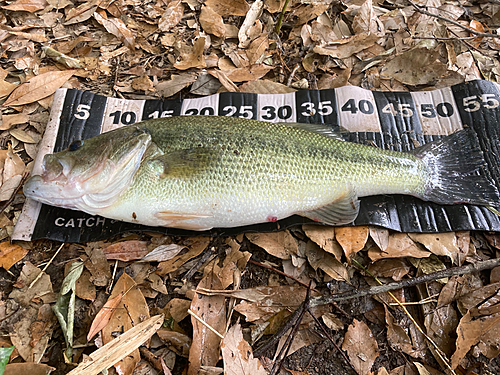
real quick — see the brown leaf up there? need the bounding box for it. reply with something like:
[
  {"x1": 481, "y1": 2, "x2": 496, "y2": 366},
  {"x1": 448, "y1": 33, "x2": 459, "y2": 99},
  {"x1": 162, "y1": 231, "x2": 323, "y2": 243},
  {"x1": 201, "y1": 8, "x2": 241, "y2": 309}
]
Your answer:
[
  {"x1": 188, "y1": 270, "x2": 226, "y2": 375},
  {"x1": 246, "y1": 231, "x2": 298, "y2": 259},
  {"x1": 313, "y1": 33, "x2": 379, "y2": 59},
  {"x1": 384, "y1": 306, "x2": 419, "y2": 358},
  {"x1": 246, "y1": 34, "x2": 268, "y2": 65},
  {"x1": 369, "y1": 226, "x2": 389, "y2": 252},
  {"x1": 156, "y1": 237, "x2": 210, "y2": 276},
  {"x1": 102, "y1": 240, "x2": 150, "y2": 261},
  {"x1": 342, "y1": 319, "x2": 379, "y2": 375},
  {"x1": 221, "y1": 323, "x2": 268, "y2": 375},
  {"x1": 157, "y1": 329, "x2": 191, "y2": 356},
  {"x1": 303, "y1": 225, "x2": 342, "y2": 261},
  {"x1": 131, "y1": 75, "x2": 153, "y2": 92},
  {"x1": 213, "y1": 246, "x2": 251, "y2": 289},
  {"x1": 159, "y1": 0, "x2": 184, "y2": 32},
  {"x1": 238, "y1": 79, "x2": 296, "y2": 94},
  {"x1": 352, "y1": 0, "x2": 384, "y2": 36},
  {"x1": 368, "y1": 233, "x2": 430, "y2": 261},
  {"x1": 451, "y1": 311, "x2": 500, "y2": 369},
  {"x1": 367, "y1": 259, "x2": 410, "y2": 281},
  {"x1": 200, "y1": 6, "x2": 225, "y2": 38},
  {"x1": 156, "y1": 73, "x2": 197, "y2": 98},
  {"x1": 4, "y1": 70, "x2": 75, "y2": 106},
  {"x1": 94, "y1": 12, "x2": 135, "y2": 50},
  {"x1": 84, "y1": 248, "x2": 111, "y2": 287},
  {"x1": 335, "y1": 226, "x2": 369, "y2": 262},
  {"x1": 2, "y1": 0, "x2": 47, "y2": 12},
  {"x1": 0, "y1": 241, "x2": 28, "y2": 270},
  {"x1": 75, "y1": 269, "x2": 96, "y2": 301},
  {"x1": 0, "y1": 175, "x2": 23, "y2": 202},
  {"x1": 174, "y1": 38, "x2": 206, "y2": 70},
  {"x1": 87, "y1": 292, "x2": 123, "y2": 341},
  {"x1": 3, "y1": 144, "x2": 25, "y2": 181},
  {"x1": 408, "y1": 233, "x2": 459, "y2": 263},
  {"x1": 205, "y1": 0, "x2": 249, "y2": 16},
  {"x1": 102, "y1": 272, "x2": 150, "y2": 374},
  {"x1": 10, "y1": 128, "x2": 36, "y2": 143},
  {"x1": 0, "y1": 113, "x2": 29, "y2": 131},
  {"x1": 4, "y1": 363, "x2": 55, "y2": 375},
  {"x1": 306, "y1": 241, "x2": 348, "y2": 281}
]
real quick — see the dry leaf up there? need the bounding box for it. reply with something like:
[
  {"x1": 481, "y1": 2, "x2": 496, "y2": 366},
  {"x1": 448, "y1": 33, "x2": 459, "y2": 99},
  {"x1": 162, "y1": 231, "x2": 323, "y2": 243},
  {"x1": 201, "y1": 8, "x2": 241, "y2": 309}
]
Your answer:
[
  {"x1": 159, "y1": 0, "x2": 184, "y2": 32},
  {"x1": 102, "y1": 272, "x2": 150, "y2": 374},
  {"x1": 2, "y1": 0, "x2": 48, "y2": 12},
  {"x1": 141, "y1": 243, "x2": 185, "y2": 262},
  {"x1": 10, "y1": 128, "x2": 36, "y2": 143},
  {"x1": 246, "y1": 35, "x2": 268, "y2": 65},
  {"x1": 157, "y1": 329, "x2": 192, "y2": 356},
  {"x1": 313, "y1": 33, "x2": 379, "y2": 60},
  {"x1": 102, "y1": 240, "x2": 150, "y2": 261},
  {"x1": 156, "y1": 237, "x2": 210, "y2": 276},
  {"x1": 408, "y1": 233, "x2": 459, "y2": 263},
  {"x1": 367, "y1": 259, "x2": 410, "y2": 281},
  {"x1": 94, "y1": 13, "x2": 135, "y2": 50},
  {"x1": 246, "y1": 231, "x2": 298, "y2": 259},
  {"x1": 4, "y1": 363, "x2": 55, "y2": 375},
  {"x1": 369, "y1": 227, "x2": 389, "y2": 252},
  {"x1": 0, "y1": 113, "x2": 29, "y2": 131},
  {"x1": 238, "y1": 79, "x2": 296, "y2": 94},
  {"x1": 0, "y1": 241, "x2": 28, "y2": 270},
  {"x1": 305, "y1": 241, "x2": 348, "y2": 281},
  {"x1": 67, "y1": 315, "x2": 163, "y2": 375},
  {"x1": 238, "y1": 0, "x2": 263, "y2": 48},
  {"x1": 3, "y1": 144, "x2": 25, "y2": 181},
  {"x1": 335, "y1": 226, "x2": 369, "y2": 262},
  {"x1": 205, "y1": 0, "x2": 249, "y2": 16},
  {"x1": 342, "y1": 319, "x2": 379, "y2": 375},
  {"x1": 87, "y1": 293, "x2": 123, "y2": 341},
  {"x1": 303, "y1": 225, "x2": 342, "y2": 261},
  {"x1": 0, "y1": 175, "x2": 23, "y2": 202},
  {"x1": 352, "y1": 0, "x2": 384, "y2": 36},
  {"x1": 156, "y1": 73, "x2": 197, "y2": 98},
  {"x1": 174, "y1": 38, "x2": 206, "y2": 70},
  {"x1": 221, "y1": 323, "x2": 267, "y2": 375},
  {"x1": 200, "y1": 6, "x2": 225, "y2": 38},
  {"x1": 188, "y1": 270, "x2": 226, "y2": 375},
  {"x1": 4, "y1": 70, "x2": 75, "y2": 107},
  {"x1": 368, "y1": 233, "x2": 431, "y2": 261}
]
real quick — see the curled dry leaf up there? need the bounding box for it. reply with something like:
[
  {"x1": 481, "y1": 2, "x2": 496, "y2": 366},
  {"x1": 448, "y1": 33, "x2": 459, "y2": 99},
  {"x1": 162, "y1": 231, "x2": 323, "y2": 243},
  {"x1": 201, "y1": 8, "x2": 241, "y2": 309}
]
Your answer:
[
  {"x1": 303, "y1": 224, "x2": 342, "y2": 261},
  {"x1": 342, "y1": 319, "x2": 379, "y2": 375},
  {"x1": 87, "y1": 292, "x2": 123, "y2": 341},
  {"x1": 408, "y1": 233, "x2": 459, "y2": 263},
  {"x1": 306, "y1": 240, "x2": 348, "y2": 281},
  {"x1": 313, "y1": 33, "x2": 379, "y2": 60},
  {"x1": 156, "y1": 73, "x2": 198, "y2": 98},
  {"x1": 0, "y1": 113, "x2": 29, "y2": 131},
  {"x1": 188, "y1": 271, "x2": 226, "y2": 375},
  {"x1": 246, "y1": 35, "x2": 268, "y2": 65},
  {"x1": 246, "y1": 231, "x2": 298, "y2": 259},
  {"x1": 156, "y1": 237, "x2": 210, "y2": 276},
  {"x1": 238, "y1": 0, "x2": 263, "y2": 48},
  {"x1": 2, "y1": 0, "x2": 47, "y2": 12},
  {"x1": 159, "y1": 0, "x2": 184, "y2": 32},
  {"x1": 221, "y1": 323, "x2": 267, "y2": 375},
  {"x1": 368, "y1": 233, "x2": 431, "y2": 261},
  {"x1": 4, "y1": 69, "x2": 75, "y2": 107},
  {"x1": 352, "y1": 0, "x2": 384, "y2": 36},
  {"x1": 0, "y1": 241, "x2": 28, "y2": 270},
  {"x1": 102, "y1": 240, "x2": 150, "y2": 261},
  {"x1": 200, "y1": 6, "x2": 225, "y2": 38},
  {"x1": 94, "y1": 12, "x2": 135, "y2": 50}
]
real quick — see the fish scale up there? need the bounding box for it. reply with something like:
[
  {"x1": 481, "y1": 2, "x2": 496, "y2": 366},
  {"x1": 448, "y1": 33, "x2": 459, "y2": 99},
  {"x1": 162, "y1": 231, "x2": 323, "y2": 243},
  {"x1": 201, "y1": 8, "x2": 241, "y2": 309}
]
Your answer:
[{"x1": 23, "y1": 116, "x2": 499, "y2": 230}]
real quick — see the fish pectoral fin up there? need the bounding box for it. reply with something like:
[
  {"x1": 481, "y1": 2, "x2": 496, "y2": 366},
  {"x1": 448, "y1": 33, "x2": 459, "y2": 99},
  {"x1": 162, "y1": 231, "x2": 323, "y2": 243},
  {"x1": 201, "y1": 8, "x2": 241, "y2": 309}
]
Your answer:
[
  {"x1": 148, "y1": 147, "x2": 215, "y2": 178},
  {"x1": 300, "y1": 187, "x2": 360, "y2": 226},
  {"x1": 155, "y1": 211, "x2": 213, "y2": 230}
]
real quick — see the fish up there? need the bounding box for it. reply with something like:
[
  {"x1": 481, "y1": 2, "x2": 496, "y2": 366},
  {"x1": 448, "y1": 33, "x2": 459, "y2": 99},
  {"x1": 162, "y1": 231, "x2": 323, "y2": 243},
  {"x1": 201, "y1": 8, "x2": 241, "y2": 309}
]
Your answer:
[{"x1": 23, "y1": 116, "x2": 499, "y2": 230}]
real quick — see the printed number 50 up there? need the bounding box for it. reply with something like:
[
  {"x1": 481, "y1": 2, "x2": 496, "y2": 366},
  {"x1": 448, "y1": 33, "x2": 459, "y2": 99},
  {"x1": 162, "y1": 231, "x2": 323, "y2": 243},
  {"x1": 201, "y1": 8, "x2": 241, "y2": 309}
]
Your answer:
[
  {"x1": 463, "y1": 94, "x2": 500, "y2": 112},
  {"x1": 74, "y1": 104, "x2": 91, "y2": 120},
  {"x1": 301, "y1": 101, "x2": 333, "y2": 117}
]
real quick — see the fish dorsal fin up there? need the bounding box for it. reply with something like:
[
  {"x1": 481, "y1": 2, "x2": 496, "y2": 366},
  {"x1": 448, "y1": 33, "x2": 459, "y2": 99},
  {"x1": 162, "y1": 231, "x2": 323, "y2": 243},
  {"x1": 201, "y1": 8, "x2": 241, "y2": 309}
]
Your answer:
[
  {"x1": 147, "y1": 147, "x2": 215, "y2": 178},
  {"x1": 299, "y1": 186, "x2": 360, "y2": 226},
  {"x1": 284, "y1": 123, "x2": 346, "y2": 141}
]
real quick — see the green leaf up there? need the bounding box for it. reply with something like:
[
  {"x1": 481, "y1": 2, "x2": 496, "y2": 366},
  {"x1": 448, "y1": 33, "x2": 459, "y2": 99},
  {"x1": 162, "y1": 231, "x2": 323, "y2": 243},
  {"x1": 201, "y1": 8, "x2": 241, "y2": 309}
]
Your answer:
[
  {"x1": 0, "y1": 346, "x2": 14, "y2": 375},
  {"x1": 52, "y1": 261, "x2": 83, "y2": 363}
]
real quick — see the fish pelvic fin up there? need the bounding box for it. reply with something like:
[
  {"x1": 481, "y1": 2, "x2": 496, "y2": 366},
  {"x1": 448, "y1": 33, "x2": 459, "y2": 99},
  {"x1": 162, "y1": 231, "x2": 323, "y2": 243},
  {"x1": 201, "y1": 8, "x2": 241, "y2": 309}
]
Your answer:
[
  {"x1": 155, "y1": 211, "x2": 213, "y2": 230},
  {"x1": 411, "y1": 128, "x2": 500, "y2": 206},
  {"x1": 300, "y1": 186, "x2": 360, "y2": 226}
]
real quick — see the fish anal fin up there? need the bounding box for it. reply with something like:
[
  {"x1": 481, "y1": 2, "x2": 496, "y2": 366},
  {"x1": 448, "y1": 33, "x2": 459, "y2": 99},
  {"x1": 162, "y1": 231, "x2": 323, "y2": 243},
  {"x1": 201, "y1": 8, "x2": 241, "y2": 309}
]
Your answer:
[
  {"x1": 300, "y1": 187, "x2": 360, "y2": 226},
  {"x1": 155, "y1": 211, "x2": 213, "y2": 230}
]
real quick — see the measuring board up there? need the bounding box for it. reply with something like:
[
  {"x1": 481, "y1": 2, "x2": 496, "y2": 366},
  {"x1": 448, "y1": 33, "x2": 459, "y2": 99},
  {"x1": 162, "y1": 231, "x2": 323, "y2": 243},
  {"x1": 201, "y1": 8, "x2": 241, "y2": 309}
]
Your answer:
[{"x1": 13, "y1": 79, "x2": 500, "y2": 242}]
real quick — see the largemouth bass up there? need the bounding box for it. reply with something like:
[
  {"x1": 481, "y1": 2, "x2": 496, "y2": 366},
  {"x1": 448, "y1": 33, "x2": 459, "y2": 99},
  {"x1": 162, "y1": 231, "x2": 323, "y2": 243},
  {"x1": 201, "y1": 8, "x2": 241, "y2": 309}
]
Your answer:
[{"x1": 24, "y1": 116, "x2": 499, "y2": 230}]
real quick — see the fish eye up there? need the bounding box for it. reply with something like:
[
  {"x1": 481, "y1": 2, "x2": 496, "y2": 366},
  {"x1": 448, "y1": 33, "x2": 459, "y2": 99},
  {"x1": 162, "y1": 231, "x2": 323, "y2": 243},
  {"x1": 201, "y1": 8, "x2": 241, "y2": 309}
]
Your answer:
[{"x1": 69, "y1": 140, "x2": 83, "y2": 151}]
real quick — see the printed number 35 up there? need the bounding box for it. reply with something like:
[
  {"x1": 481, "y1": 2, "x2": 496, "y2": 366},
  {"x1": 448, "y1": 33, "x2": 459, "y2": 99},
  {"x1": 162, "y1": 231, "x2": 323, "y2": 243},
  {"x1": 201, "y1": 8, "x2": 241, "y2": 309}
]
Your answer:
[{"x1": 301, "y1": 101, "x2": 333, "y2": 117}]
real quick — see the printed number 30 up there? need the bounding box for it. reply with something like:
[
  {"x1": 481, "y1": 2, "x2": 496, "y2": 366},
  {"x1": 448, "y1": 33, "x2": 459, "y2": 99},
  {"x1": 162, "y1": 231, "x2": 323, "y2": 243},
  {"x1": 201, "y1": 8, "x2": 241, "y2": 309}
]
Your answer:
[
  {"x1": 463, "y1": 94, "x2": 499, "y2": 112},
  {"x1": 301, "y1": 101, "x2": 333, "y2": 117},
  {"x1": 74, "y1": 104, "x2": 91, "y2": 120}
]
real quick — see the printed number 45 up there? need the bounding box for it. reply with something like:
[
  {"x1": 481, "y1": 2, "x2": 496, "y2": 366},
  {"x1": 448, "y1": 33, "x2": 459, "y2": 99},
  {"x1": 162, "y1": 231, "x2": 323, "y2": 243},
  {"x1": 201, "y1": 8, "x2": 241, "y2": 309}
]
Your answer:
[
  {"x1": 301, "y1": 101, "x2": 333, "y2": 117},
  {"x1": 463, "y1": 94, "x2": 500, "y2": 112}
]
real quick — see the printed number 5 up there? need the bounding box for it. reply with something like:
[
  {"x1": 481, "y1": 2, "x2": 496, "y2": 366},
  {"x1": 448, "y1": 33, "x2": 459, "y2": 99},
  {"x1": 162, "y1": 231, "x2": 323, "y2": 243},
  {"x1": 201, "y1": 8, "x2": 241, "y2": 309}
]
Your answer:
[
  {"x1": 301, "y1": 101, "x2": 333, "y2": 117},
  {"x1": 463, "y1": 94, "x2": 500, "y2": 112},
  {"x1": 74, "y1": 104, "x2": 91, "y2": 120}
]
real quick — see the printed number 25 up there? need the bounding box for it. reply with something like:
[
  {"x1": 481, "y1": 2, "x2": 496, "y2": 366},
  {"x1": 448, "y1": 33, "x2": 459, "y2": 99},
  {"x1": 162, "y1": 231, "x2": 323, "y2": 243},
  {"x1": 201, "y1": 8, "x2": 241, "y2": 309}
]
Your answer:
[{"x1": 301, "y1": 101, "x2": 333, "y2": 117}]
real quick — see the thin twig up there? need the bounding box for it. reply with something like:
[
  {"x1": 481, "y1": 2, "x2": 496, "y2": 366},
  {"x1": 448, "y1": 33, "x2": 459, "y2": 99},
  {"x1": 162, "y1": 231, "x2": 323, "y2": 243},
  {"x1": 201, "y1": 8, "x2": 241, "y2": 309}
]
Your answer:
[
  {"x1": 187, "y1": 308, "x2": 224, "y2": 339},
  {"x1": 407, "y1": 0, "x2": 500, "y2": 39},
  {"x1": 0, "y1": 171, "x2": 29, "y2": 215},
  {"x1": 29, "y1": 243, "x2": 65, "y2": 289},
  {"x1": 306, "y1": 308, "x2": 359, "y2": 375},
  {"x1": 309, "y1": 257, "x2": 500, "y2": 308}
]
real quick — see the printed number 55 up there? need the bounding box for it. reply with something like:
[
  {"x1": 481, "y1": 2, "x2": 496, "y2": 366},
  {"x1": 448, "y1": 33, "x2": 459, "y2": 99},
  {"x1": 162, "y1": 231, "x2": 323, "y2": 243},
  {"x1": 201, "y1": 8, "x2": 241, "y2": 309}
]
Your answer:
[{"x1": 463, "y1": 94, "x2": 499, "y2": 112}]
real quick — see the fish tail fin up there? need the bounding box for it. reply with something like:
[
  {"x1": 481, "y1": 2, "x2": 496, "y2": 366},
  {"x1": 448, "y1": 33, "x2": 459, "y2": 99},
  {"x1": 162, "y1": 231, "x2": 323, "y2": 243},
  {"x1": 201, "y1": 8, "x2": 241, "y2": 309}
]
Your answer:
[{"x1": 411, "y1": 128, "x2": 500, "y2": 206}]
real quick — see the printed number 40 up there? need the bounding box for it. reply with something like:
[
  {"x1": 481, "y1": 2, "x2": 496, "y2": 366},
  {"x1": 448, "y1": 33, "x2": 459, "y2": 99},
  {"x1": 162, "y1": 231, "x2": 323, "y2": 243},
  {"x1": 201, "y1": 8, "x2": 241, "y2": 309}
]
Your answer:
[{"x1": 463, "y1": 94, "x2": 499, "y2": 112}]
